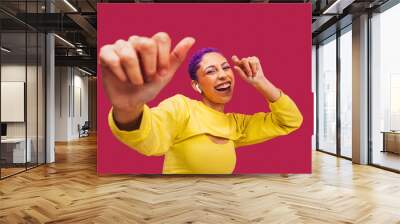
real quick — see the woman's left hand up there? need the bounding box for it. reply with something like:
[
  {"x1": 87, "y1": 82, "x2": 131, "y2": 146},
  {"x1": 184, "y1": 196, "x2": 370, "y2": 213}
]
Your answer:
[
  {"x1": 231, "y1": 55, "x2": 267, "y2": 87},
  {"x1": 231, "y1": 55, "x2": 281, "y2": 102}
]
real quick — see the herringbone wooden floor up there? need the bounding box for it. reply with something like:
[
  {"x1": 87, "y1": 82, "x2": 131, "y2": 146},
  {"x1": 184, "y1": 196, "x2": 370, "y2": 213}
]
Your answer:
[{"x1": 1, "y1": 134, "x2": 400, "y2": 224}]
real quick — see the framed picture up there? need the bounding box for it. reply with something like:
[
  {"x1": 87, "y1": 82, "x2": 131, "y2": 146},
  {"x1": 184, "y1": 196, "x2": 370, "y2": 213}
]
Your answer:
[{"x1": 97, "y1": 3, "x2": 312, "y2": 174}]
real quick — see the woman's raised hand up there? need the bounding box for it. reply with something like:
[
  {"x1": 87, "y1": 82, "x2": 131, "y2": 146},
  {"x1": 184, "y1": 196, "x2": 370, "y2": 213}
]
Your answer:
[
  {"x1": 231, "y1": 55, "x2": 267, "y2": 87},
  {"x1": 231, "y1": 55, "x2": 281, "y2": 102},
  {"x1": 100, "y1": 32, "x2": 195, "y2": 113}
]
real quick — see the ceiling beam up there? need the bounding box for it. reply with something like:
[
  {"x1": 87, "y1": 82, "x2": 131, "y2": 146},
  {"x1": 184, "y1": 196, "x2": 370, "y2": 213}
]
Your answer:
[
  {"x1": 322, "y1": 0, "x2": 356, "y2": 14},
  {"x1": 55, "y1": 55, "x2": 96, "y2": 71},
  {"x1": 67, "y1": 13, "x2": 97, "y2": 40}
]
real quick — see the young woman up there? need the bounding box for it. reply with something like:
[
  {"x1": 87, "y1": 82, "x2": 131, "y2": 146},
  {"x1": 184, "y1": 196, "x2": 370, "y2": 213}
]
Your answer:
[{"x1": 100, "y1": 32, "x2": 303, "y2": 174}]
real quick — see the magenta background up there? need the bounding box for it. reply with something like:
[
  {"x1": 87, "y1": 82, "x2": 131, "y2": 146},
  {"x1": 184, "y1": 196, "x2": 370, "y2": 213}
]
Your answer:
[{"x1": 97, "y1": 3, "x2": 313, "y2": 174}]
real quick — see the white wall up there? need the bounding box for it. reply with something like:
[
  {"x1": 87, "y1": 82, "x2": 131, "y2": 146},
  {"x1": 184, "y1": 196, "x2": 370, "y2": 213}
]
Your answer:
[
  {"x1": 72, "y1": 73, "x2": 89, "y2": 138},
  {"x1": 1, "y1": 65, "x2": 26, "y2": 138},
  {"x1": 55, "y1": 67, "x2": 69, "y2": 141},
  {"x1": 1, "y1": 65, "x2": 42, "y2": 137},
  {"x1": 54, "y1": 67, "x2": 89, "y2": 141}
]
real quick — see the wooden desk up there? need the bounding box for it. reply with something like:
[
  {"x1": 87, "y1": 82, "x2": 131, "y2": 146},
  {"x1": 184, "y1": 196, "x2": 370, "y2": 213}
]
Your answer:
[
  {"x1": 381, "y1": 131, "x2": 400, "y2": 154},
  {"x1": 1, "y1": 138, "x2": 32, "y2": 164}
]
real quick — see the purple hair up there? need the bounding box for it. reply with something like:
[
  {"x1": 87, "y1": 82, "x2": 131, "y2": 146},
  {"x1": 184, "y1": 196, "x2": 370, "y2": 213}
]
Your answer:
[{"x1": 188, "y1": 47, "x2": 220, "y2": 80}]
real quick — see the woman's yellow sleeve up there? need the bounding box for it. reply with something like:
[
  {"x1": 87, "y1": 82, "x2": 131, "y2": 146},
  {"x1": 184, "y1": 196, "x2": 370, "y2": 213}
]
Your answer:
[
  {"x1": 108, "y1": 94, "x2": 188, "y2": 156},
  {"x1": 233, "y1": 93, "x2": 303, "y2": 148}
]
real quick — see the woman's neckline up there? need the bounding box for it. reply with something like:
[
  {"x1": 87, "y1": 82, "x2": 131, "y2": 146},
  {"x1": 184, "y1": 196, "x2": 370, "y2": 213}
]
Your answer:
[{"x1": 197, "y1": 100, "x2": 227, "y2": 116}]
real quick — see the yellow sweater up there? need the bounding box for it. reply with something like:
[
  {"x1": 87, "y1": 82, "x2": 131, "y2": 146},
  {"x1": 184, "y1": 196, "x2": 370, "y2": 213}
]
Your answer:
[{"x1": 108, "y1": 93, "x2": 303, "y2": 174}]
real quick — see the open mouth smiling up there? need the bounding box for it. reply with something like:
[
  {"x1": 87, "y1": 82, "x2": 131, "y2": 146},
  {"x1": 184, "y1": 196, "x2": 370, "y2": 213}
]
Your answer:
[{"x1": 214, "y1": 81, "x2": 232, "y2": 92}]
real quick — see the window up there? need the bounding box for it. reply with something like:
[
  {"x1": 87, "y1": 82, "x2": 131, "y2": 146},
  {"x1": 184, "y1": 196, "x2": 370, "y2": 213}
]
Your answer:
[
  {"x1": 371, "y1": 2, "x2": 400, "y2": 171},
  {"x1": 317, "y1": 35, "x2": 337, "y2": 154},
  {"x1": 339, "y1": 27, "x2": 352, "y2": 158}
]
